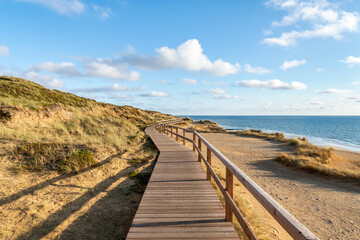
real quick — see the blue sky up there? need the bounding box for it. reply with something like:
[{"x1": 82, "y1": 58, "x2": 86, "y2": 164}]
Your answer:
[{"x1": 1, "y1": 0, "x2": 360, "y2": 115}]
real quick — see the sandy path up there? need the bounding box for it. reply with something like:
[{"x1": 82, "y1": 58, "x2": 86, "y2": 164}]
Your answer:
[{"x1": 201, "y1": 133, "x2": 360, "y2": 240}]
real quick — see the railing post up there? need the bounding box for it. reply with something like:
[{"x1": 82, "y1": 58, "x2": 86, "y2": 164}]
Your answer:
[
  {"x1": 206, "y1": 147, "x2": 211, "y2": 180},
  {"x1": 171, "y1": 126, "x2": 173, "y2": 138},
  {"x1": 183, "y1": 129, "x2": 185, "y2": 145},
  {"x1": 192, "y1": 132, "x2": 196, "y2": 151},
  {"x1": 226, "y1": 168, "x2": 233, "y2": 222},
  {"x1": 176, "y1": 128, "x2": 178, "y2": 141},
  {"x1": 197, "y1": 138, "x2": 202, "y2": 162}
]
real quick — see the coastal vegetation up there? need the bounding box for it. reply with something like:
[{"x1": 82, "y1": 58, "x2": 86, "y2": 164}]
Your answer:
[{"x1": 0, "y1": 76, "x2": 172, "y2": 239}]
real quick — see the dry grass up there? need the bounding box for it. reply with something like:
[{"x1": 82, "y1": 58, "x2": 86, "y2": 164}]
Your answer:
[
  {"x1": 12, "y1": 143, "x2": 96, "y2": 173},
  {"x1": 0, "y1": 76, "x2": 172, "y2": 239}
]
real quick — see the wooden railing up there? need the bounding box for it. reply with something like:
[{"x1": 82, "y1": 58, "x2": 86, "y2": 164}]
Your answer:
[{"x1": 155, "y1": 120, "x2": 319, "y2": 240}]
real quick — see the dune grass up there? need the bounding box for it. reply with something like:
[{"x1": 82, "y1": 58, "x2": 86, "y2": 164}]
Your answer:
[
  {"x1": 0, "y1": 76, "x2": 173, "y2": 173},
  {"x1": 189, "y1": 119, "x2": 227, "y2": 133}
]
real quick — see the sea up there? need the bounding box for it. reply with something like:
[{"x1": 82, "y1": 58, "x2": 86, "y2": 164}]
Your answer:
[{"x1": 185, "y1": 116, "x2": 360, "y2": 152}]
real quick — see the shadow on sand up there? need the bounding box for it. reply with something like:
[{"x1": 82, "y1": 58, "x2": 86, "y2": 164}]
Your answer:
[{"x1": 15, "y1": 161, "x2": 154, "y2": 240}]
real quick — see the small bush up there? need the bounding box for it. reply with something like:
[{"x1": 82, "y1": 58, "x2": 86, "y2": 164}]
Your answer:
[{"x1": 57, "y1": 149, "x2": 97, "y2": 173}]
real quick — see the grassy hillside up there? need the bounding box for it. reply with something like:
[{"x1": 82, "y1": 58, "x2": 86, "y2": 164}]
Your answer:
[
  {"x1": 0, "y1": 76, "x2": 173, "y2": 239},
  {"x1": 0, "y1": 76, "x2": 173, "y2": 172}
]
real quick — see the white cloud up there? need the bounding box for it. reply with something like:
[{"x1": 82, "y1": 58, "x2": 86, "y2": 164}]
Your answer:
[
  {"x1": 316, "y1": 68, "x2": 325, "y2": 72},
  {"x1": 243, "y1": 64, "x2": 270, "y2": 74},
  {"x1": 212, "y1": 94, "x2": 233, "y2": 99},
  {"x1": 318, "y1": 89, "x2": 352, "y2": 94},
  {"x1": 140, "y1": 91, "x2": 168, "y2": 97},
  {"x1": 0, "y1": 45, "x2": 9, "y2": 56},
  {"x1": 18, "y1": 0, "x2": 85, "y2": 15},
  {"x1": 264, "y1": 0, "x2": 360, "y2": 46},
  {"x1": 206, "y1": 88, "x2": 237, "y2": 99},
  {"x1": 281, "y1": 59, "x2": 306, "y2": 70},
  {"x1": 207, "y1": 88, "x2": 226, "y2": 95},
  {"x1": 115, "y1": 94, "x2": 133, "y2": 100},
  {"x1": 352, "y1": 81, "x2": 360, "y2": 85},
  {"x1": 84, "y1": 58, "x2": 140, "y2": 81},
  {"x1": 237, "y1": 79, "x2": 307, "y2": 90},
  {"x1": 181, "y1": 78, "x2": 197, "y2": 85},
  {"x1": 75, "y1": 83, "x2": 146, "y2": 93},
  {"x1": 123, "y1": 39, "x2": 241, "y2": 76},
  {"x1": 24, "y1": 71, "x2": 64, "y2": 88},
  {"x1": 340, "y1": 56, "x2": 360, "y2": 67},
  {"x1": 93, "y1": 5, "x2": 112, "y2": 20},
  {"x1": 30, "y1": 59, "x2": 139, "y2": 81},
  {"x1": 32, "y1": 61, "x2": 81, "y2": 76}
]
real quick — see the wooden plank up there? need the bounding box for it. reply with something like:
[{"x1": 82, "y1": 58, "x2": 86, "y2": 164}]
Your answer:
[{"x1": 126, "y1": 126, "x2": 238, "y2": 240}]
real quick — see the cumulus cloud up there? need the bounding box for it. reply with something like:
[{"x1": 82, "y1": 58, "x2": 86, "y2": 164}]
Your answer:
[
  {"x1": 181, "y1": 78, "x2": 197, "y2": 85},
  {"x1": 31, "y1": 59, "x2": 139, "y2": 81},
  {"x1": 318, "y1": 89, "x2": 352, "y2": 94},
  {"x1": 207, "y1": 88, "x2": 226, "y2": 95},
  {"x1": 18, "y1": 0, "x2": 85, "y2": 15},
  {"x1": 352, "y1": 81, "x2": 360, "y2": 85},
  {"x1": 340, "y1": 56, "x2": 360, "y2": 67},
  {"x1": 281, "y1": 59, "x2": 306, "y2": 70},
  {"x1": 206, "y1": 88, "x2": 238, "y2": 99},
  {"x1": 243, "y1": 64, "x2": 270, "y2": 74},
  {"x1": 264, "y1": 0, "x2": 360, "y2": 46},
  {"x1": 24, "y1": 71, "x2": 64, "y2": 88},
  {"x1": 0, "y1": 45, "x2": 9, "y2": 56},
  {"x1": 316, "y1": 68, "x2": 325, "y2": 72},
  {"x1": 237, "y1": 79, "x2": 307, "y2": 90},
  {"x1": 123, "y1": 39, "x2": 241, "y2": 76},
  {"x1": 139, "y1": 91, "x2": 168, "y2": 97},
  {"x1": 84, "y1": 58, "x2": 140, "y2": 81},
  {"x1": 32, "y1": 62, "x2": 82, "y2": 76},
  {"x1": 75, "y1": 83, "x2": 146, "y2": 93}
]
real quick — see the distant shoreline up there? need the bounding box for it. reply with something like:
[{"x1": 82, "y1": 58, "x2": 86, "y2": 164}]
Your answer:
[{"x1": 185, "y1": 116, "x2": 360, "y2": 153}]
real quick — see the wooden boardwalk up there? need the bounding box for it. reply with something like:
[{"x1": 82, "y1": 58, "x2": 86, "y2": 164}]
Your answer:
[{"x1": 126, "y1": 126, "x2": 238, "y2": 239}]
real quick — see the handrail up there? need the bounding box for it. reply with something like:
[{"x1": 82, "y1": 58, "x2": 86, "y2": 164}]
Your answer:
[{"x1": 154, "y1": 121, "x2": 319, "y2": 240}]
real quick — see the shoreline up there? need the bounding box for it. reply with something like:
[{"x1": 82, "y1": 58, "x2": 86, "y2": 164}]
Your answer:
[
  {"x1": 186, "y1": 116, "x2": 360, "y2": 153},
  {"x1": 224, "y1": 128, "x2": 360, "y2": 153}
]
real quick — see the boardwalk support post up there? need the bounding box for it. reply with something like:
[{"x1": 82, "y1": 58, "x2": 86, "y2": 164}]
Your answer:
[
  {"x1": 176, "y1": 128, "x2": 178, "y2": 141},
  {"x1": 198, "y1": 138, "x2": 202, "y2": 162},
  {"x1": 183, "y1": 129, "x2": 186, "y2": 145},
  {"x1": 226, "y1": 168, "x2": 233, "y2": 222},
  {"x1": 171, "y1": 126, "x2": 173, "y2": 138},
  {"x1": 207, "y1": 147, "x2": 211, "y2": 180},
  {"x1": 193, "y1": 132, "x2": 196, "y2": 151}
]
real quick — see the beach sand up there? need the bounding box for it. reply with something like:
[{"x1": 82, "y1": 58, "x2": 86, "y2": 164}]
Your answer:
[{"x1": 199, "y1": 132, "x2": 360, "y2": 240}]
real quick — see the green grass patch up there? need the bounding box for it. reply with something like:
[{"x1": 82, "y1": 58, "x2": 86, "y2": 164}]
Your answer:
[{"x1": 14, "y1": 143, "x2": 96, "y2": 173}]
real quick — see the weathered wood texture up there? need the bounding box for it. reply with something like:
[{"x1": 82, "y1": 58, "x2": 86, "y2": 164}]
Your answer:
[{"x1": 126, "y1": 126, "x2": 238, "y2": 240}]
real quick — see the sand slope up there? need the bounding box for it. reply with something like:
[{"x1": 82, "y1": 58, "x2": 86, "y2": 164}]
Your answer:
[{"x1": 201, "y1": 133, "x2": 360, "y2": 240}]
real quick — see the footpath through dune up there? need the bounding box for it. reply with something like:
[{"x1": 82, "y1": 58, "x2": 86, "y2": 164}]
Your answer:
[{"x1": 201, "y1": 132, "x2": 360, "y2": 240}]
